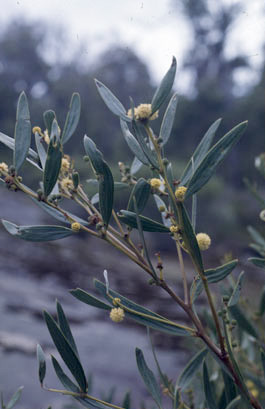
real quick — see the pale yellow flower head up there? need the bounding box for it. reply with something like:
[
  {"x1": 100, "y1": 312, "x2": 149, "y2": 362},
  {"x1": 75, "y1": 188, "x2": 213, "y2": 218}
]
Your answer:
[
  {"x1": 150, "y1": 178, "x2": 161, "y2": 189},
  {"x1": 32, "y1": 126, "x2": 42, "y2": 134},
  {"x1": 127, "y1": 104, "x2": 158, "y2": 121},
  {"x1": 170, "y1": 225, "x2": 179, "y2": 233},
  {"x1": 71, "y1": 222, "x2": 81, "y2": 232},
  {"x1": 0, "y1": 162, "x2": 8, "y2": 174},
  {"x1": 61, "y1": 157, "x2": 70, "y2": 173},
  {"x1": 175, "y1": 186, "x2": 187, "y2": 201},
  {"x1": 60, "y1": 177, "x2": 74, "y2": 192},
  {"x1": 110, "y1": 307, "x2": 125, "y2": 323},
  {"x1": 196, "y1": 233, "x2": 211, "y2": 251}
]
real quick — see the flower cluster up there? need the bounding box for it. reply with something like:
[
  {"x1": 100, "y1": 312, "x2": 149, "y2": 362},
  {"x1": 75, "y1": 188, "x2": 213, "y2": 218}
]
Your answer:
[
  {"x1": 175, "y1": 186, "x2": 187, "y2": 201},
  {"x1": 196, "y1": 233, "x2": 211, "y2": 251},
  {"x1": 109, "y1": 307, "x2": 125, "y2": 323},
  {"x1": 127, "y1": 104, "x2": 158, "y2": 121}
]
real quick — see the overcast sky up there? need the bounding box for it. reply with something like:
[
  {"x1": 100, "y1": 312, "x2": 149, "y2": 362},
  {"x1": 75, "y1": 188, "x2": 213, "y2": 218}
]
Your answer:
[{"x1": 1, "y1": 0, "x2": 264, "y2": 92}]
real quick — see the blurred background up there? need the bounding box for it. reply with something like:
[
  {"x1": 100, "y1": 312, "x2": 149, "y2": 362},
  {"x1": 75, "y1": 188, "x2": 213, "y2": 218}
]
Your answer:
[{"x1": 0, "y1": 1, "x2": 264, "y2": 408}]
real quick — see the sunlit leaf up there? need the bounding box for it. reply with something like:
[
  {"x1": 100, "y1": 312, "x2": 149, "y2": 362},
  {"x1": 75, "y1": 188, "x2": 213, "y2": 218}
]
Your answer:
[
  {"x1": 151, "y1": 56, "x2": 176, "y2": 114},
  {"x1": 95, "y1": 79, "x2": 131, "y2": 122},
  {"x1": 62, "y1": 93, "x2": 81, "y2": 144},
  {"x1": 136, "y1": 348, "x2": 162, "y2": 409},
  {"x1": 14, "y1": 91, "x2": 31, "y2": 172},
  {"x1": 2, "y1": 220, "x2": 74, "y2": 242}
]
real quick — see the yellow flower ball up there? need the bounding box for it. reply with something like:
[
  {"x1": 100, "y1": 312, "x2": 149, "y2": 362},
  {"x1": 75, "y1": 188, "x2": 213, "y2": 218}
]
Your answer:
[
  {"x1": 150, "y1": 178, "x2": 161, "y2": 188},
  {"x1": 169, "y1": 225, "x2": 179, "y2": 233},
  {"x1": 175, "y1": 186, "x2": 187, "y2": 201},
  {"x1": 196, "y1": 233, "x2": 211, "y2": 251},
  {"x1": 32, "y1": 126, "x2": 42, "y2": 134},
  {"x1": 127, "y1": 104, "x2": 158, "y2": 121},
  {"x1": 110, "y1": 307, "x2": 125, "y2": 323},
  {"x1": 71, "y1": 222, "x2": 81, "y2": 232}
]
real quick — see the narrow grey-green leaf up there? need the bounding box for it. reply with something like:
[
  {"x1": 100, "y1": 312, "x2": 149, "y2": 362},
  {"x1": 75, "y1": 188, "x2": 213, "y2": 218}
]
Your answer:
[
  {"x1": 0, "y1": 131, "x2": 41, "y2": 170},
  {"x1": 247, "y1": 226, "x2": 265, "y2": 248},
  {"x1": 133, "y1": 197, "x2": 157, "y2": 278},
  {"x1": 37, "y1": 344, "x2": 46, "y2": 384},
  {"x1": 31, "y1": 198, "x2": 89, "y2": 226},
  {"x1": 222, "y1": 370, "x2": 237, "y2": 405},
  {"x1": 131, "y1": 156, "x2": 143, "y2": 175},
  {"x1": 151, "y1": 56, "x2": 177, "y2": 114},
  {"x1": 224, "y1": 396, "x2": 241, "y2": 409},
  {"x1": 191, "y1": 259, "x2": 238, "y2": 301},
  {"x1": 153, "y1": 195, "x2": 171, "y2": 228},
  {"x1": 127, "y1": 178, "x2": 150, "y2": 213},
  {"x1": 177, "y1": 348, "x2": 208, "y2": 390},
  {"x1": 132, "y1": 120, "x2": 159, "y2": 169},
  {"x1": 229, "y1": 305, "x2": 258, "y2": 338},
  {"x1": 14, "y1": 91, "x2": 31, "y2": 172},
  {"x1": 94, "y1": 280, "x2": 192, "y2": 336},
  {"x1": 177, "y1": 202, "x2": 203, "y2": 272},
  {"x1": 186, "y1": 121, "x2": 248, "y2": 198},
  {"x1": 181, "y1": 118, "x2": 222, "y2": 186},
  {"x1": 56, "y1": 301, "x2": 79, "y2": 357},
  {"x1": 51, "y1": 355, "x2": 80, "y2": 392},
  {"x1": 70, "y1": 288, "x2": 111, "y2": 310},
  {"x1": 43, "y1": 120, "x2": 63, "y2": 198},
  {"x1": 173, "y1": 388, "x2": 181, "y2": 409},
  {"x1": 95, "y1": 79, "x2": 131, "y2": 122},
  {"x1": 120, "y1": 120, "x2": 149, "y2": 166},
  {"x1": 34, "y1": 131, "x2": 47, "y2": 169},
  {"x1": 83, "y1": 135, "x2": 105, "y2": 174},
  {"x1": 98, "y1": 161, "x2": 114, "y2": 227},
  {"x1": 159, "y1": 92, "x2": 178, "y2": 146},
  {"x1": 249, "y1": 257, "x2": 265, "y2": 269},
  {"x1": 62, "y1": 93, "x2": 81, "y2": 144},
  {"x1": 6, "y1": 387, "x2": 24, "y2": 409},
  {"x1": 122, "y1": 392, "x2": 131, "y2": 409},
  {"x1": 43, "y1": 110, "x2": 56, "y2": 136},
  {"x1": 118, "y1": 210, "x2": 170, "y2": 232},
  {"x1": 228, "y1": 271, "x2": 244, "y2": 307},
  {"x1": 136, "y1": 348, "x2": 162, "y2": 409},
  {"x1": 203, "y1": 362, "x2": 217, "y2": 409},
  {"x1": 87, "y1": 179, "x2": 128, "y2": 191},
  {"x1": 44, "y1": 310, "x2": 87, "y2": 392},
  {"x1": 2, "y1": 220, "x2": 74, "y2": 242}
]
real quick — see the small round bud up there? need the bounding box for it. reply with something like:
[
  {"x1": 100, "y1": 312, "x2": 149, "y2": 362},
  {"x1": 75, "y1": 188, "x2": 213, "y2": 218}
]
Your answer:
[
  {"x1": 71, "y1": 222, "x2": 81, "y2": 232},
  {"x1": 83, "y1": 155, "x2": 90, "y2": 162},
  {"x1": 222, "y1": 295, "x2": 229, "y2": 303},
  {"x1": 175, "y1": 186, "x2": 187, "y2": 201},
  {"x1": 158, "y1": 205, "x2": 166, "y2": 212},
  {"x1": 162, "y1": 158, "x2": 169, "y2": 165},
  {"x1": 157, "y1": 137, "x2": 163, "y2": 144},
  {"x1": 32, "y1": 126, "x2": 42, "y2": 134},
  {"x1": 96, "y1": 222, "x2": 103, "y2": 230},
  {"x1": 110, "y1": 307, "x2": 125, "y2": 323},
  {"x1": 231, "y1": 319, "x2": 237, "y2": 326},
  {"x1": 150, "y1": 178, "x2": 161, "y2": 189},
  {"x1": 196, "y1": 233, "x2": 211, "y2": 251},
  {"x1": 112, "y1": 297, "x2": 121, "y2": 306}
]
